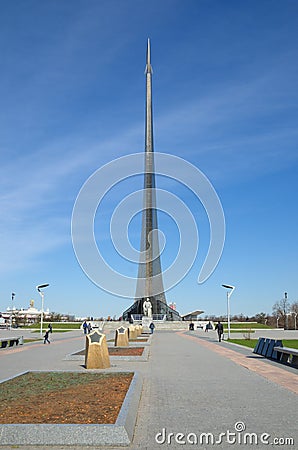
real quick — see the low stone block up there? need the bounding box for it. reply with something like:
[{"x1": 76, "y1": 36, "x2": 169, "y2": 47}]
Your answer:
[
  {"x1": 128, "y1": 325, "x2": 138, "y2": 339},
  {"x1": 115, "y1": 326, "x2": 129, "y2": 347},
  {"x1": 135, "y1": 325, "x2": 142, "y2": 336},
  {"x1": 85, "y1": 330, "x2": 110, "y2": 369}
]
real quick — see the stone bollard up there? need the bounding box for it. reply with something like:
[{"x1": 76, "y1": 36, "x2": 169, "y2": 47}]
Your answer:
[
  {"x1": 129, "y1": 325, "x2": 138, "y2": 340},
  {"x1": 85, "y1": 330, "x2": 110, "y2": 369},
  {"x1": 115, "y1": 326, "x2": 129, "y2": 347}
]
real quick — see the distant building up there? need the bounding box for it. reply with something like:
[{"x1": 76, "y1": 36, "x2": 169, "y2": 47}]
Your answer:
[
  {"x1": 2, "y1": 299, "x2": 51, "y2": 324},
  {"x1": 181, "y1": 310, "x2": 204, "y2": 321}
]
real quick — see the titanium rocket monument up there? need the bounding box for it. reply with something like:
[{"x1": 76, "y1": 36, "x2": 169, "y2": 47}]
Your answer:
[{"x1": 123, "y1": 40, "x2": 181, "y2": 321}]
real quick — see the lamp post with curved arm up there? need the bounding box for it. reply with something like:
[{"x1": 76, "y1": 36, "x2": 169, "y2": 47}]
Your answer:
[
  {"x1": 10, "y1": 292, "x2": 15, "y2": 330},
  {"x1": 222, "y1": 284, "x2": 235, "y2": 339},
  {"x1": 36, "y1": 284, "x2": 49, "y2": 338}
]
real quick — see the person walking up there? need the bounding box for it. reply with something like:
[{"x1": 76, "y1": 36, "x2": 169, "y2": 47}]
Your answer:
[
  {"x1": 149, "y1": 322, "x2": 155, "y2": 334},
  {"x1": 205, "y1": 321, "x2": 212, "y2": 332},
  {"x1": 82, "y1": 320, "x2": 88, "y2": 334},
  {"x1": 48, "y1": 323, "x2": 53, "y2": 333},
  {"x1": 215, "y1": 321, "x2": 224, "y2": 342},
  {"x1": 43, "y1": 330, "x2": 50, "y2": 344}
]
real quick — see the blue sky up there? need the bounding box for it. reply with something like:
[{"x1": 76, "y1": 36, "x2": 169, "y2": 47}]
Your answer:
[{"x1": 0, "y1": 0, "x2": 297, "y2": 319}]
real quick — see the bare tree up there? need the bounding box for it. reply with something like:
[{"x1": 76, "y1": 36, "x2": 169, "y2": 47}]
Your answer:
[
  {"x1": 272, "y1": 294, "x2": 291, "y2": 329},
  {"x1": 272, "y1": 299, "x2": 290, "y2": 316},
  {"x1": 255, "y1": 312, "x2": 267, "y2": 324},
  {"x1": 290, "y1": 301, "x2": 298, "y2": 314}
]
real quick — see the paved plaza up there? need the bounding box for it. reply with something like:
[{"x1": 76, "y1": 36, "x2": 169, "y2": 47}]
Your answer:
[{"x1": 0, "y1": 327, "x2": 297, "y2": 449}]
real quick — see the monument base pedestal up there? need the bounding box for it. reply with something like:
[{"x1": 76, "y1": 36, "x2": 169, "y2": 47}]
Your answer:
[
  {"x1": 122, "y1": 298, "x2": 182, "y2": 321},
  {"x1": 142, "y1": 316, "x2": 151, "y2": 333}
]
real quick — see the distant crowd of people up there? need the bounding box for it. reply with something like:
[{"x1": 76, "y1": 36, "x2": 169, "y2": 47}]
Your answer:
[
  {"x1": 188, "y1": 320, "x2": 224, "y2": 342},
  {"x1": 42, "y1": 318, "x2": 224, "y2": 343}
]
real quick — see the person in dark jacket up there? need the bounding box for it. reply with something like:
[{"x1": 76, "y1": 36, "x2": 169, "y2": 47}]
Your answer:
[
  {"x1": 215, "y1": 321, "x2": 224, "y2": 342},
  {"x1": 149, "y1": 322, "x2": 155, "y2": 334},
  {"x1": 82, "y1": 321, "x2": 88, "y2": 334},
  {"x1": 43, "y1": 330, "x2": 50, "y2": 344}
]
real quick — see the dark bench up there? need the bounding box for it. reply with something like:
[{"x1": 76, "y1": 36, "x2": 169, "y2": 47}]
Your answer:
[
  {"x1": 253, "y1": 337, "x2": 283, "y2": 359},
  {"x1": 253, "y1": 337, "x2": 297, "y2": 368},
  {"x1": 273, "y1": 347, "x2": 298, "y2": 368},
  {"x1": 0, "y1": 336, "x2": 23, "y2": 349}
]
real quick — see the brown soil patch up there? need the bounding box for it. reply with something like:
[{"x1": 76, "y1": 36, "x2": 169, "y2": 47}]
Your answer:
[
  {"x1": 75, "y1": 347, "x2": 144, "y2": 356},
  {"x1": 0, "y1": 372, "x2": 133, "y2": 424},
  {"x1": 109, "y1": 347, "x2": 144, "y2": 356}
]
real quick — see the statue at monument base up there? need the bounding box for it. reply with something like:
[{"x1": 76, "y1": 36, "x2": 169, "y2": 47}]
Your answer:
[{"x1": 143, "y1": 298, "x2": 152, "y2": 318}]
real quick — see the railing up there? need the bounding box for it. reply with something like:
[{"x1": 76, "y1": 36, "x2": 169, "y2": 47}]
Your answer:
[
  {"x1": 131, "y1": 315, "x2": 142, "y2": 322},
  {"x1": 153, "y1": 314, "x2": 166, "y2": 321},
  {"x1": 131, "y1": 314, "x2": 166, "y2": 322}
]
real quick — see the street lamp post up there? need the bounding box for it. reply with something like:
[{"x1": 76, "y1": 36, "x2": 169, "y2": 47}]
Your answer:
[
  {"x1": 222, "y1": 284, "x2": 235, "y2": 339},
  {"x1": 286, "y1": 313, "x2": 292, "y2": 331},
  {"x1": 10, "y1": 292, "x2": 15, "y2": 330},
  {"x1": 36, "y1": 284, "x2": 49, "y2": 338},
  {"x1": 284, "y1": 292, "x2": 288, "y2": 330},
  {"x1": 291, "y1": 312, "x2": 297, "y2": 330}
]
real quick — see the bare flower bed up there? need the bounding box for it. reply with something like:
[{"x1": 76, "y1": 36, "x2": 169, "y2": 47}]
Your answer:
[
  {"x1": 75, "y1": 347, "x2": 145, "y2": 356},
  {"x1": 108, "y1": 347, "x2": 144, "y2": 356},
  {"x1": 0, "y1": 372, "x2": 133, "y2": 424}
]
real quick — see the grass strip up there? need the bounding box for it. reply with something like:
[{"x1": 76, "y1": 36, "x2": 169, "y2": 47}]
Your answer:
[
  {"x1": 228, "y1": 339, "x2": 298, "y2": 349},
  {"x1": 223, "y1": 323, "x2": 273, "y2": 329}
]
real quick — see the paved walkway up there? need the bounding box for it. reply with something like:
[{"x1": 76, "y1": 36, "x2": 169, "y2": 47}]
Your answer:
[
  {"x1": 0, "y1": 330, "x2": 87, "y2": 382},
  {"x1": 0, "y1": 329, "x2": 297, "y2": 449}
]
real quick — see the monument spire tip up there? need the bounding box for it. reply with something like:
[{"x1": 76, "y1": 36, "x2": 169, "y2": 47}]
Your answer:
[{"x1": 145, "y1": 38, "x2": 152, "y2": 74}]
